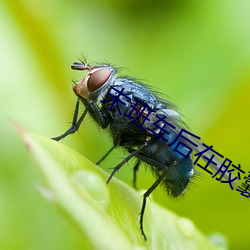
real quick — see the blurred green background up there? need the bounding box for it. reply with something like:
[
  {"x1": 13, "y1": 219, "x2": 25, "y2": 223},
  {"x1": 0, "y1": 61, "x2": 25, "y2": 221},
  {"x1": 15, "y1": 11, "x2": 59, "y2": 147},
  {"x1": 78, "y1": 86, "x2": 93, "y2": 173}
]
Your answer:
[{"x1": 1, "y1": 0, "x2": 250, "y2": 249}]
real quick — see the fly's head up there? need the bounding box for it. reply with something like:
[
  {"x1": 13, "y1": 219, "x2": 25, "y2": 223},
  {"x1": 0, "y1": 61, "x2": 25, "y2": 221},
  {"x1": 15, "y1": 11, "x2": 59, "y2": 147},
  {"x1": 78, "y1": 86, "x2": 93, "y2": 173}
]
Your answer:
[{"x1": 72, "y1": 61, "x2": 116, "y2": 101}]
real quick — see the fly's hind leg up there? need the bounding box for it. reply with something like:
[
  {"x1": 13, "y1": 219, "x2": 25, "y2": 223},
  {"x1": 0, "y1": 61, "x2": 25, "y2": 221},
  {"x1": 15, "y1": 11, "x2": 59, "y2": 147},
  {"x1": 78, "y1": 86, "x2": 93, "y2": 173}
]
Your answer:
[{"x1": 140, "y1": 172, "x2": 166, "y2": 240}]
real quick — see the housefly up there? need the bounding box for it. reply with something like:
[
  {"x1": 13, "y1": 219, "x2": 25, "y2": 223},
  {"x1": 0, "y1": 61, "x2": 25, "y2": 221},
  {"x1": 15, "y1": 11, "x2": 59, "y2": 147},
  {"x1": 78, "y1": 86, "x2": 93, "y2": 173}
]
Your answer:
[{"x1": 52, "y1": 60, "x2": 228, "y2": 240}]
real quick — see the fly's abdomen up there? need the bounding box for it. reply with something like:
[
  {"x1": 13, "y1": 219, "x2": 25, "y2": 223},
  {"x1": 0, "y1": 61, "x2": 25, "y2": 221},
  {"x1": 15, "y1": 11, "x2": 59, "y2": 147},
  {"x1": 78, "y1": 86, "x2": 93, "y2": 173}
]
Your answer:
[{"x1": 136, "y1": 129, "x2": 194, "y2": 197}]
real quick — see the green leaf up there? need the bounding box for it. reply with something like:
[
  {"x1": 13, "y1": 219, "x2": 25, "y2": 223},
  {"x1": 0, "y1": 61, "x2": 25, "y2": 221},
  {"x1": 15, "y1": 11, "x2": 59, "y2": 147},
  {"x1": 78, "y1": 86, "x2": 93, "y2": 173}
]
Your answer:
[{"x1": 19, "y1": 128, "x2": 227, "y2": 250}]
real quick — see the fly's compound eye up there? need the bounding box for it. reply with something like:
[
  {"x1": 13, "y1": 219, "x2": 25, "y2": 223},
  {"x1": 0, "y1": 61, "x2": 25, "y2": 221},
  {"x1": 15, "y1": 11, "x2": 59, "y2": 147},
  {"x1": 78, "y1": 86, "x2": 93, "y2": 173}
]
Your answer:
[{"x1": 87, "y1": 68, "x2": 111, "y2": 92}]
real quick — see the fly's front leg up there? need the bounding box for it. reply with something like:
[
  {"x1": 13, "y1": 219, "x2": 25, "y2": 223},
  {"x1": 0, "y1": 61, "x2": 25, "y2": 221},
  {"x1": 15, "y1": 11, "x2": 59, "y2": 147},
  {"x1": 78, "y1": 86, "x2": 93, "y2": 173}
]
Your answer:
[
  {"x1": 52, "y1": 99, "x2": 89, "y2": 141},
  {"x1": 89, "y1": 100, "x2": 108, "y2": 129}
]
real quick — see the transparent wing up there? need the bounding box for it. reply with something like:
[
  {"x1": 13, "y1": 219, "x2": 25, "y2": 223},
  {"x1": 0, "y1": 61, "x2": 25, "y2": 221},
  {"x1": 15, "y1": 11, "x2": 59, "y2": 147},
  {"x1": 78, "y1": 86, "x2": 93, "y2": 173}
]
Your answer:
[
  {"x1": 190, "y1": 136, "x2": 239, "y2": 188},
  {"x1": 148, "y1": 107, "x2": 238, "y2": 188}
]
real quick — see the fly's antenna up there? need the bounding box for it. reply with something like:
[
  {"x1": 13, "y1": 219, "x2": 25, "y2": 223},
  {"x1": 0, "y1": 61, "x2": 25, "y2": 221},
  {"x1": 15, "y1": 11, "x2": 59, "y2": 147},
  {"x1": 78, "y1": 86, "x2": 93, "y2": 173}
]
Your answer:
[{"x1": 71, "y1": 61, "x2": 89, "y2": 71}]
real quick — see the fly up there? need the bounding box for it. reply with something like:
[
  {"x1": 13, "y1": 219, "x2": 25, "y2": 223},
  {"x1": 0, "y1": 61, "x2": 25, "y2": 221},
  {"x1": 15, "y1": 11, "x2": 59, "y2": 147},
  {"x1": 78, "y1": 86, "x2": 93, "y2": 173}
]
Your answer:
[{"x1": 52, "y1": 60, "x2": 228, "y2": 240}]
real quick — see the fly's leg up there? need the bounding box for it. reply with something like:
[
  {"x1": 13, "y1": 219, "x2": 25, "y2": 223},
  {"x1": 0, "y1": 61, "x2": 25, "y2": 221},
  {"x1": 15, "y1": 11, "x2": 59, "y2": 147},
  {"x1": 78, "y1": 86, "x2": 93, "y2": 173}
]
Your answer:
[
  {"x1": 107, "y1": 143, "x2": 147, "y2": 184},
  {"x1": 52, "y1": 99, "x2": 108, "y2": 141},
  {"x1": 133, "y1": 160, "x2": 141, "y2": 189},
  {"x1": 89, "y1": 100, "x2": 107, "y2": 129},
  {"x1": 100, "y1": 147, "x2": 141, "y2": 188},
  {"x1": 52, "y1": 99, "x2": 89, "y2": 141},
  {"x1": 140, "y1": 172, "x2": 166, "y2": 240},
  {"x1": 96, "y1": 145, "x2": 116, "y2": 165}
]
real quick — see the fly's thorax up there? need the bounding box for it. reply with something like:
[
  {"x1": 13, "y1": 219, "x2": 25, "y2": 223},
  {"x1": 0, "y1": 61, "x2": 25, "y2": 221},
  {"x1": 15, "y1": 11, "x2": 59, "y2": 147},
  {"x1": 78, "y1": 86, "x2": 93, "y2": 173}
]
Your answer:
[{"x1": 73, "y1": 64, "x2": 117, "y2": 102}]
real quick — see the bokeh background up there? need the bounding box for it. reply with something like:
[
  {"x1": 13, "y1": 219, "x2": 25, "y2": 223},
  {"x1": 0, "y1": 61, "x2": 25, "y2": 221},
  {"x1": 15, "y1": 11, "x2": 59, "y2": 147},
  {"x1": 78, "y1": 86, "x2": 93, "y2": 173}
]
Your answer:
[{"x1": 1, "y1": 0, "x2": 250, "y2": 249}]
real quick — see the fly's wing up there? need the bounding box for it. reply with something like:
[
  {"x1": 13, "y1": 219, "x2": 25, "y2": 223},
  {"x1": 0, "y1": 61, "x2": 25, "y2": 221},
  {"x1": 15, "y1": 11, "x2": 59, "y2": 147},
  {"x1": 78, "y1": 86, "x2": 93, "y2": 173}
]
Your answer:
[
  {"x1": 188, "y1": 136, "x2": 239, "y2": 189},
  {"x1": 147, "y1": 107, "x2": 238, "y2": 187}
]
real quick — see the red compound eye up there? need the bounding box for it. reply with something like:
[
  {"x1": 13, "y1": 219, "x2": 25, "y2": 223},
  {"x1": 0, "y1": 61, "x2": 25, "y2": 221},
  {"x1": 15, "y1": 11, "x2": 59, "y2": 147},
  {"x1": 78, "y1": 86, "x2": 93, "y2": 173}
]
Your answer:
[{"x1": 87, "y1": 68, "x2": 111, "y2": 92}]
